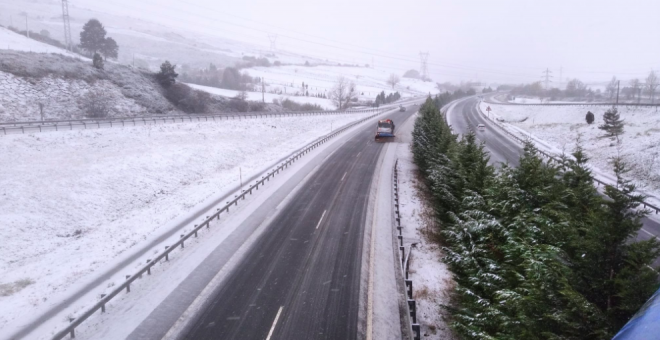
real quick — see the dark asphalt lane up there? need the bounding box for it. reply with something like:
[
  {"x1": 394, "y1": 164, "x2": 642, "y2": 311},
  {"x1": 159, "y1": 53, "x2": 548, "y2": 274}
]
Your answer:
[
  {"x1": 447, "y1": 98, "x2": 660, "y2": 266},
  {"x1": 181, "y1": 107, "x2": 416, "y2": 340}
]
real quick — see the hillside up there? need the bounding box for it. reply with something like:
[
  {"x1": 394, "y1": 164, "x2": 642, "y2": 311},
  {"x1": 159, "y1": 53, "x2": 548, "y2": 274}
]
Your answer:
[{"x1": 480, "y1": 102, "x2": 660, "y2": 205}]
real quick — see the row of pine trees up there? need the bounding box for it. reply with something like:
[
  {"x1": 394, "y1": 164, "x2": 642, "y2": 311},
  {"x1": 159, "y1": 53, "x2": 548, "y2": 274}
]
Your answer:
[{"x1": 412, "y1": 97, "x2": 660, "y2": 339}]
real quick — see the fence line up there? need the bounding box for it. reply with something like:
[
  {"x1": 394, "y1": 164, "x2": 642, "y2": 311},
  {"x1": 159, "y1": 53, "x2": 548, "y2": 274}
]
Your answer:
[
  {"x1": 48, "y1": 107, "x2": 389, "y2": 340},
  {"x1": 476, "y1": 103, "x2": 660, "y2": 215},
  {"x1": 393, "y1": 159, "x2": 421, "y2": 340},
  {"x1": 483, "y1": 99, "x2": 660, "y2": 108},
  {"x1": 0, "y1": 108, "x2": 380, "y2": 135}
]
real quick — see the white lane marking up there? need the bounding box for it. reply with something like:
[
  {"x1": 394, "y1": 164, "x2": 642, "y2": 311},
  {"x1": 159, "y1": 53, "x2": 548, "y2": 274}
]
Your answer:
[
  {"x1": 266, "y1": 306, "x2": 284, "y2": 340},
  {"x1": 357, "y1": 152, "x2": 362, "y2": 157},
  {"x1": 641, "y1": 228, "x2": 657, "y2": 238},
  {"x1": 316, "y1": 210, "x2": 327, "y2": 229},
  {"x1": 341, "y1": 172, "x2": 347, "y2": 181}
]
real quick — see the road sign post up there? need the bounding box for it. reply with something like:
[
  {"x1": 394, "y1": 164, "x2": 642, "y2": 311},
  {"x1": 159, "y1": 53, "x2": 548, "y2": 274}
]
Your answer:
[{"x1": 486, "y1": 106, "x2": 492, "y2": 118}]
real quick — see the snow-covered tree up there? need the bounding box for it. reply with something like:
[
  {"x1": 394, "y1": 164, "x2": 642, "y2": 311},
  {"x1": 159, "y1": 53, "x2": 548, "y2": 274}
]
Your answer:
[
  {"x1": 386, "y1": 73, "x2": 400, "y2": 89},
  {"x1": 598, "y1": 107, "x2": 624, "y2": 142},
  {"x1": 101, "y1": 37, "x2": 119, "y2": 60},
  {"x1": 80, "y1": 19, "x2": 107, "y2": 55},
  {"x1": 156, "y1": 61, "x2": 178, "y2": 88}
]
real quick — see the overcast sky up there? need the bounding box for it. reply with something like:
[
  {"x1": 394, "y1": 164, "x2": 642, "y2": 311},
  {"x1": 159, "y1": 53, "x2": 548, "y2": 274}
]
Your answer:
[
  {"x1": 157, "y1": 0, "x2": 658, "y2": 85},
  {"x1": 7, "y1": 0, "x2": 660, "y2": 85}
]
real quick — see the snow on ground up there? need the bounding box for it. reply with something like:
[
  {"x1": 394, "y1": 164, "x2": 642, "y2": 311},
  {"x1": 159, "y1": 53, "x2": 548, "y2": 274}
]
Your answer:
[
  {"x1": 396, "y1": 113, "x2": 456, "y2": 339},
  {"x1": 479, "y1": 101, "x2": 660, "y2": 206},
  {"x1": 0, "y1": 27, "x2": 80, "y2": 58},
  {"x1": 0, "y1": 112, "x2": 373, "y2": 334},
  {"x1": 243, "y1": 65, "x2": 439, "y2": 101},
  {"x1": 188, "y1": 83, "x2": 335, "y2": 110}
]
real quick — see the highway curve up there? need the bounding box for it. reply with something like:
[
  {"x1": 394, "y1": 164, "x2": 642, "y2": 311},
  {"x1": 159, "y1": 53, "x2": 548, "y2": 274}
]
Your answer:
[{"x1": 447, "y1": 97, "x2": 660, "y2": 264}]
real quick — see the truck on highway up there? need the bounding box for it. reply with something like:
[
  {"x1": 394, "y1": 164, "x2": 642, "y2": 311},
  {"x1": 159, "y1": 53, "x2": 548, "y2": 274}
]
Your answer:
[{"x1": 375, "y1": 119, "x2": 395, "y2": 141}]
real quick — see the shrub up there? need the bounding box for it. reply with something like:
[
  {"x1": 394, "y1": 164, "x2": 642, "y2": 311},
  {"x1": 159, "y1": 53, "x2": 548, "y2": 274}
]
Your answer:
[
  {"x1": 249, "y1": 102, "x2": 265, "y2": 111},
  {"x1": 79, "y1": 89, "x2": 112, "y2": 118},
  {"x1": 164, "y1": 83, "x2": 210, "y2": 113},
  {"x1": 228, "y1": 98, "x2": 249, "y2": 112},
  {"x1": 92, "y1": 53, "x2": 104, "y2": 69},
  {"x1": 280, "y1": 98, "x2": 323, "y2": 111}
]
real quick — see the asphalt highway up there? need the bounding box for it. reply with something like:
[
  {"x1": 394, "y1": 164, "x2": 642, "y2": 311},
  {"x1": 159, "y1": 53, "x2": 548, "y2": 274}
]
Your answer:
[{"x1": 179, "y1": 107, "x2": 416, "y2": 340}]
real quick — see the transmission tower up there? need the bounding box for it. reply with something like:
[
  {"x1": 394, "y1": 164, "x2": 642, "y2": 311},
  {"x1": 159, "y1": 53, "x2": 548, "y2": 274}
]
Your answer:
[
  {"x1": 541, "y1": 68, "x2": 553, "y2": 90},
  {"x1": 267, "y1": 34, "x2": 278, "y2": 52},
  {"x1": 61, "y1": 0, "x2": 73, "y2": 51},
  {"x1": 419, "y1": 52, "x2": 430, "y2": 80}
]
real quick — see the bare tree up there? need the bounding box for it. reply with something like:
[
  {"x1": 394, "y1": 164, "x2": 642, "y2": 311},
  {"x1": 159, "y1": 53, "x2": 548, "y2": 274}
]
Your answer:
[
  {"x1": 646, "y1": 70, "x2": 658, "y2": 104},
  {"x1": 629, "y1": 79, "x2": 641, "y2": 103},
  {"x1": 606, "y1": 76, "x2": 618, "y2": 100},
  {"x1": 386, "y1": 74, "x2": 400, "y2": 89},
  {"x1": 329, "y1": 76, "x2": 357, "y2": 110}
]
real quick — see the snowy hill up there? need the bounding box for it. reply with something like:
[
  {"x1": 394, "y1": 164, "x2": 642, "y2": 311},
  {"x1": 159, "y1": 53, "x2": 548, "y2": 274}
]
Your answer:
[
  {"x1": 0, "y1": 1, "x2": 439, "y2": 107},
  {"x1": 480, "y1": 102, "x2": 660, "y2": 205}
]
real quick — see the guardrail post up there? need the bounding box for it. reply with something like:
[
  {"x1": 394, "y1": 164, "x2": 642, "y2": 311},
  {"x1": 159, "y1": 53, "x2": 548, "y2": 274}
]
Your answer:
[
  {"x1": 412, "y1": 324, "x2": 421, "y2": 340},
  {"x1": 165, "y1": 246, "x2": 170, "y2": 261},
  {"x1": 408, "y1": 299, "x2": 417, "y2": 323},
  {"x1": 125, "y1": 275, "x2": 131, "y2": 292}
]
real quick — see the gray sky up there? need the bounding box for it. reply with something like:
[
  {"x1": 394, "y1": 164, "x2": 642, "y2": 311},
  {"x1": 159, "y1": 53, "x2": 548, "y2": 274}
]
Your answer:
[
  {"x1": 10, "y1": 0, "x2": 660, "y2": 85},
  {"x1": 169, "y1": 0, "x2": 660, "y2": 85}
]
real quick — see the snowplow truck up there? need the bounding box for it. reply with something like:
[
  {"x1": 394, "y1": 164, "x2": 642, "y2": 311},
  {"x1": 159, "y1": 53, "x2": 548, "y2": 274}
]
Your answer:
[{"x1": 375, "y1": 119, "x2": 395, "y2": 141}]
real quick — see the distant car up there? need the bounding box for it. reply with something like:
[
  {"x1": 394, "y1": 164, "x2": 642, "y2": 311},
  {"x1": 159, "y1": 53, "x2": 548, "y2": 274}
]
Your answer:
[
  {"x1": 477, "y1": 124, "x2": 485, "y2": 131},
  {"x1": 399, "y1": 105, "x2": 406, "y2": 112}
]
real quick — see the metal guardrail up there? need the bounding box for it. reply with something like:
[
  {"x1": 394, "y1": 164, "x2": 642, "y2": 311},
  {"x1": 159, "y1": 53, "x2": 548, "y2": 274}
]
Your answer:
[
  {"x1": 0, "y1": 108, "x2": 380, "y2": 135},
  {"x1": 483, "y1": 99, "x2": 660, "y2": 107},
  {"x1": 393, "y1": 159, "x2": 421, "y2": 340},
  {"x1": 49, "y1": 107, "x2": 389, "y2": 340},
  {"x1": 476, "y1": 103, "x2": 660, "y2": 215}
]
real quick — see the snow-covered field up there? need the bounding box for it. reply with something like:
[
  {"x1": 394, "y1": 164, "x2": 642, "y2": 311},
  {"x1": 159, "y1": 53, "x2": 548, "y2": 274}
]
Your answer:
[
  {"x1": 0, "y1": 112, "x2": 373, "y2": 335},
  {"x1": 244, "y1": 64, "x2": 438, "y2": 101},
  {"x1": 0, "y1": 27, "x2": 81, "y2": 57},
  {"x1": 395, "y1": 113, "x2": 455, "y2": 339},
  {"x1": 480, "y1": 101, "x2": 660, "y2": 204}
]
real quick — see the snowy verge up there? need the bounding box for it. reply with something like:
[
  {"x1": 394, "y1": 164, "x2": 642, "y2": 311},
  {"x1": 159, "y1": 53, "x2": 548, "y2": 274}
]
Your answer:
[
  {"x1": 477, "y1": 101, "x2": 660, "y2": 212},
  {"x1": 0, "y1": 112, "x2": 379, "y2": 339},
  {"x1": 395, "y1": 113, "x2": 456, "y2": 339}
]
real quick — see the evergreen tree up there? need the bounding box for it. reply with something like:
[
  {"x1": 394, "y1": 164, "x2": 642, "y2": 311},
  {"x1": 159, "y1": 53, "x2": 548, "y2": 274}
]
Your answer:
[
  {"x1": 598, "y1": 107, "x2": 624, "y2": 141},
  {"x1": 586, "y1": 111, "x2": 595, "y2": 124},
  {"x1": 92, "y1": 53, "x2": 104, "y2": 70},
  {"x1": 100, "y1": 37, "x2": 118, "y2": 60},
  {"x1": 594, "y1": 157, "x2": 660, "y2": 331},
  {"x1": 156, "y1": 61, "x2": 178, "y2": 88},
  {"x1": 80, "y1": 19, "x2": 107, "y2": 55}
]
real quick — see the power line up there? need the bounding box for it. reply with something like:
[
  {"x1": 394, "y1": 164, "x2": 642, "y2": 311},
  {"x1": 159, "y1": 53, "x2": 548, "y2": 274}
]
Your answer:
[
  {"x1": 267, "y1": 34, "x2": 278, "y2": 52},
  {"x1": 419, "y1": 52, "x2": 429, "y2": 80},
  {"x1": 61, "y1": 0, "x2": 72, "y2": 51},
  {"x1": 541, "y1": 68, "x2": 553, "y2": 90}
]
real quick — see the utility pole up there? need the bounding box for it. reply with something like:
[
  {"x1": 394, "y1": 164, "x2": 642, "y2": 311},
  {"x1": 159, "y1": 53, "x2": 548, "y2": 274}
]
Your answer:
[
  {"x1": 616, "y1": 80, "x2": 620, "y2": 106},
  {"x1": 25, "y1": 14, "x2": 29, "y2": 39},
  {"x1": 61, "y1": 0, "x2": 73, "y2": 51},
  {"x1": 262, "y1": 78, "x2": 265, "y2": 103},
  {"x1": 419, "y1": 52, "x2": 429, "y2": 81},
  {"x1": 267, "y1": 34, "x2": 278, "y2": 52},
  {"x1": 541, "y1": 68, "x2": 553, "y2": 90}
]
